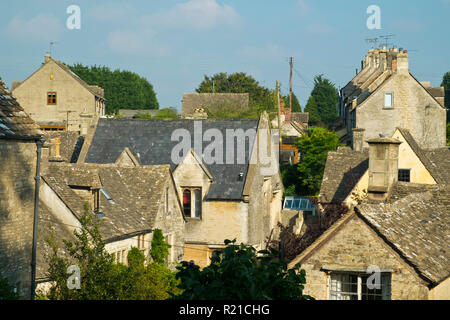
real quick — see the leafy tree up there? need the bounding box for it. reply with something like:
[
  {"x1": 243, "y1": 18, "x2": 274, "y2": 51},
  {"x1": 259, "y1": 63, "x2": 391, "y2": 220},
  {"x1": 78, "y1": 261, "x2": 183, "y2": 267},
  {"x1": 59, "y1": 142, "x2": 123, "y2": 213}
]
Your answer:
[
  {"x1": 447, "y1": 123, "x2": 450, "y2": 146},
  {"x1": 133, "y1": 112, "x2": 153, "y2": 119},
  {"x1": 196, "y1": 72, "x2": 276, "y2": 118},
  {"x1": 294, "y1": 128, "x2": 340, "y2": 196},
  {"x1": 304, "y1": 96, "x2": 321, "y2": 126},
  {"x1": 150, "y1": 229, "x2": 171, "y2": 264},
  {"x1": 0, "y1": 273, "x2": 19, "y2": 300},
  {"x1": 171, "y1": 239, "x2": 313, "y2": 300},
  {"x1": 153, "y1": 108, "x2": 179, "y2": 119},
  {"x1": 441, "y1": 72, "x2": 450, "y2": 123},
  {"x1": 308, "y1": 75, "x2": 338, "y2": 128},
  {"x1": 68, "y1": 63, "x2": 159, "y2": 114},
  {"x1": 283, "y1": 92, "x2": 302, "y2": 112},
  {"x1": 43, "y1": 205, "x2": 178, "y2": 300}
]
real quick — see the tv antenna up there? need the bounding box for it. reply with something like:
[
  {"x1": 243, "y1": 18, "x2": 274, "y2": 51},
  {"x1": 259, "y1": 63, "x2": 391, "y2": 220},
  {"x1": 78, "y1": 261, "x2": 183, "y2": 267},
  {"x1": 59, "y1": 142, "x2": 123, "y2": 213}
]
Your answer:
[
  {"x1": 365, "y1": 37, "x2": 379, "y2": 49},
  {"x1": 48, "y1": 41, "x2": 58, "y2": 56},
  {"x1": 378, "y1": 34, "x2": 395, "y2": 47}
]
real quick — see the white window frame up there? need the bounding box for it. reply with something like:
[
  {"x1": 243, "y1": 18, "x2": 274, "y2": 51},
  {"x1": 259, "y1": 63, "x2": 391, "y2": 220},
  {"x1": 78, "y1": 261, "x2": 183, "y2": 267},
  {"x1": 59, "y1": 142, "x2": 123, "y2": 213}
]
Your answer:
[
  {"x1": 328, "y1": 272, "x2": 391, "y2": 300},
  {"x1": 182, "y1": 187, "x2": 202, "y2": 218},
  {"x1": 384, "y1": 92, "x2": 394, "y2": 108}
]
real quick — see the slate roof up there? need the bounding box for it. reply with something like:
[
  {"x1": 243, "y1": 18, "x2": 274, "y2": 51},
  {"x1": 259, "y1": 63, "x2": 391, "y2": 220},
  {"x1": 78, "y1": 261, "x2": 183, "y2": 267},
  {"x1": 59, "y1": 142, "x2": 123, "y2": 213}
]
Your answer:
[
  {"x1": 319, "y1": 147, "x2": 369, "y2": 204},
  {"x1": 42, "y1": 163, "x2": 172, "y2": 240},
  {"x1": 85, "y1": 118, "x2": 260, "y2": 200},
  {"x1": 182, "y1": 93, "x2": 249, "y2": 117},
  {"x1": 0, "y1": 78, "x2": 42, "y2": 139},
  {"x1": 357, "y1": 182, "x2": 450, "y2": 285}
]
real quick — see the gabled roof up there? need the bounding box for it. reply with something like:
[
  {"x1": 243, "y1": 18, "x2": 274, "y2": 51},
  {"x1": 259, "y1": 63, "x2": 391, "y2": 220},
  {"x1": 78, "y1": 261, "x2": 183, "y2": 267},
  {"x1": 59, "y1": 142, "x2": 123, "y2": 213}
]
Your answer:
[
  {"x1": 84, "y1": 118, "x2": 260, "y2": 200},
  {"x1": 182, "y1": 93, "x2": 249, "y2": 117},
  {"x1": 42, "y1": 163, "x2": 174, "y2": 240},
  {"x1": 0, "y1": 78, "x2": 42, "y2": 139},
  {"x1": 319, "y1": 147, "x2": 369, "y2": 204},
  {"x1": 357, "y1": 182, "x2": 450, "y2": 286}
]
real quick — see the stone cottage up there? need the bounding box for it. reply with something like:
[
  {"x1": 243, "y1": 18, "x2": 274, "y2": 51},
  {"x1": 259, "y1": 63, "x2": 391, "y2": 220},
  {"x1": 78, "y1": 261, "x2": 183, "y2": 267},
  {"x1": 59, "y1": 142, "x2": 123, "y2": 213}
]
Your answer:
[
  {"x1": 0, "y1": 78, "x2": 43, "y2": 298},
  {"x1": 12, "y1": 54, "x2": 105, "y2": 132},
  {"x1": 78, "y1": 116, "x2": 283, "y2": 267},
  {"x1": 289, "y1": 137, "x2": 450, "y2": 300},
  {"x1": 339, "y1": 46, "x2": 446, "y2": 149}
]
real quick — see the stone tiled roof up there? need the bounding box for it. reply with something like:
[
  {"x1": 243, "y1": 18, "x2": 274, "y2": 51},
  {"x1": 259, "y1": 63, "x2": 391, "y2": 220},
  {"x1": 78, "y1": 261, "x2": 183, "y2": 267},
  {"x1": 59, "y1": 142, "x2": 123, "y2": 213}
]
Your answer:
[
  {"x1": 290, "y1": 112, "x2": 309, "y2": 124},
  {"x1": 44, "y1": 131, "x2": 84, "y2": 163},
  {"x1": 182, "y1": 93, "x2": 249, "y2": 117},
  {"x1": 85, "y1": 118, "x2": 260, "y2": 200},
  {"x1": 0, "y1": 78, "x2": 42, "y2": 139},
  {"x1": 319, "y1": 147, "x2": 369, "y2": 204},
  {"x1": 357, "y1": 182, "x2": 450, "y2": 285},
  {"x1": 42, "y1": 163, "x2": 172, "y2": 240}
]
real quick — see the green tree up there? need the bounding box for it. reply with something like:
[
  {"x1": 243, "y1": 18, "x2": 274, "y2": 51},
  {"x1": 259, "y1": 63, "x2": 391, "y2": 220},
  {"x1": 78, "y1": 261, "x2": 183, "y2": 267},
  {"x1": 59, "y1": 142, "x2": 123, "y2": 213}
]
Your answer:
[
  {"x1": 196, "y1": 72, "x2": 276, "y2": 118},
  {"x1": 150, "y1": 229, "x2": 171, "y2": 264},
  {"x1": 447, "y1": 123, "x2": 450, "y2": 146},
  {"x1": 441, "y1": 71, "x2": 450, "y2": 124},
  {"x1": 294, "y1": 128, "x2": 340, "y2": 196},
  {"x1": 304, "y1": 96, "x2": 321, "y2": 126},
  {"x1": 171, "y1": 239, "x2": 313, "y2": 300},
  {"x1": 153, "y1": 108, "x2": 179, "y2": 119},
  {"x1": 0, "y1": 273, "x2": 20, "y2": 300},
  {"x1": 69, "y1": 63, "x2": 159, "y2": 114},
  {"x1": 283, "y1": 92, "x2": 302, "y2": 112},
  {"x1": 133, "y1": 112, "x2": 152, "y2": 119},
  {"x1": 309, "y1": 75, "x2": 338, "y2": 128}
]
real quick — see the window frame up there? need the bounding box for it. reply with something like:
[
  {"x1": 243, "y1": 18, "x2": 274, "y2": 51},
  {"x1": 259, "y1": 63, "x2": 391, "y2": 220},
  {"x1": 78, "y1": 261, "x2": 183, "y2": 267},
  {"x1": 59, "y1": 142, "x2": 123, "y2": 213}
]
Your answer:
[
  {"x1": 384, "y1": 92, "x2": 394, "y2": 108},
  {"x1": 182, "y1": 187, "x2": 202, "y2": 219},
  {"x1": 398, "y1": 169, "x2": 411, "y2": 182},
  {"x1": 47, "y1": 91, "x2": 57, "y2": 105},
  {"x1": 328, "y1": 272, "x2": 391, "y2": 300}
]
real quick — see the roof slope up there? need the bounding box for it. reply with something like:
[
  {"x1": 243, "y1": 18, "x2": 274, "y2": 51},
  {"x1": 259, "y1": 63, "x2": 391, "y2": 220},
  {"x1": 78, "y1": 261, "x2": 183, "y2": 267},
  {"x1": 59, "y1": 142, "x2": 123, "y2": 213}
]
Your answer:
[
  {"x1": 357, "y1": 182, "x2": 450, "y2": 285},
  {"x1": 182, "y1": 93, "x2": 249, "y2": 117},
  {"x1": 85, "y1": 118, "x2": 260, "y2": 200},
  {"x1": 0, "y1": 78, "x2": 41, "y2": 139},
  {"x1": 42, "y1": 163, "x2": 171, "y2": 239},
  {"x1": 319, "y1": 147, "x2": 369, "y2": 204}
]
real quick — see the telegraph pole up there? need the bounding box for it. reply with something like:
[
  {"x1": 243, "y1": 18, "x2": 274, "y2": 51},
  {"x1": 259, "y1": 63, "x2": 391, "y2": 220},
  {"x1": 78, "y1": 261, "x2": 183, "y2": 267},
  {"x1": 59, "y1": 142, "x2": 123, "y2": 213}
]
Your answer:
[
  {"x1": 277, "y1": 80, "x2": 281, "y2": 160},
  {"x1": 289, "y1": 57, "x2": 293, "y2": 113}
]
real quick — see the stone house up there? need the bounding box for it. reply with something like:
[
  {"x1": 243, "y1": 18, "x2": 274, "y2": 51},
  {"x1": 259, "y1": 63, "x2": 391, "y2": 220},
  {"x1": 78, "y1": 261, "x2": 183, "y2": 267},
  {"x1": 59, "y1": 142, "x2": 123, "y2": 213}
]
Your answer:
[
  {"x1": 0, "y1": 78, "x2": 43, "y2": 298},
  {"x1": 182, "y1": 93, "x2": 249, "y2": 119},
  {"x1": 78, "y1": 116, "x2": 283, "y2": 267},
  {"x1": 289, "y1": 138, "x2": 450, "y2": 300},
  {"x1": 339, "y1": 46, "x2": 446, "y2": 149},
  {"x1": 36, "y1": 162, "x2": 185, "y2": 284},
  {"x1": 11, "y1": 54, "x2": 105, "y2": 132}
]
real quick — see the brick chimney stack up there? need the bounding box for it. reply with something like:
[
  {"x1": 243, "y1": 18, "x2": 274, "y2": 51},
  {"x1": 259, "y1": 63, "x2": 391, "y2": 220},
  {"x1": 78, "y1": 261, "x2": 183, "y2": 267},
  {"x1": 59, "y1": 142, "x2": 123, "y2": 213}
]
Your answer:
[{"x1": 367, "y1": 137, "x2": 402, "y2": 200}]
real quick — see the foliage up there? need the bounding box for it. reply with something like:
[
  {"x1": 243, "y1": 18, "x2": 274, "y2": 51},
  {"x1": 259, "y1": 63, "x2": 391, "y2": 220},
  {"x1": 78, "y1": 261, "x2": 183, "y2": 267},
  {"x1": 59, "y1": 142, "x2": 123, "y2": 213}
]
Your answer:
[
  {"x1": 307, "y1": 75, "x2": 338, "y2": 128},
  {"x1": 442, "y1": 71, "x2": 450, "y2": 123},
  {"x1": 0, "y1": 273, "x2": 20, "y2": 300},
  {"x1": 171, "y1": 239, "x2": 313, "y2": 300},
  {"x1": 43, "y1": 205, "x2": 178, "y2": 300},
  {"x1": 196, "y1": 72, "x2": 276, "y2": 118},
  {"x1": 283, "y1": 92, "x2": 302, "y2": 112},
  {"x1": 150, "y1": 229, "x2": 171, "y2": 264},
  {"x1": 153, "y1": 108, "x2": 179, "y2": 119},
  {"x1": 133, "y1": 112, "x2": 153, "y2": 119},
  {"x1": 447, "y1": 123, "x2": 450, "y2": 146},
  {"x1": 68, "y1": 63, "x2": 159, "y2": 114},
  {"x1": 304, "y1": 96, "x2": 322, "y2": 126},
  {"x1": 281, "y1": 128, "x2": 339, "y2": 196}
]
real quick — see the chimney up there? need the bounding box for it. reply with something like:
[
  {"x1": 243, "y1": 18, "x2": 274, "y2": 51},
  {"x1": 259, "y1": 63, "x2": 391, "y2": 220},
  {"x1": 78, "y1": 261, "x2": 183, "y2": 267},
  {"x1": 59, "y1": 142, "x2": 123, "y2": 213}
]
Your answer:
[
  {"x1": 396, "y1": 51, "x2": 409, "y2": 74},
  {"x1": 48, "y1": 138, "x2": 64, "y2": 162},
  {"x1": 352, "y1": 128, "x2": 365, "y2": 152},
  {"x1": 367, "y1": 137, "x2": 402, "y2": 200},
  {"x1": 44, "y1": 53, "x2": 51, "y2": 63},
  {"x1": 79, "y1": 109, "x2": 93, "y2": 135}
]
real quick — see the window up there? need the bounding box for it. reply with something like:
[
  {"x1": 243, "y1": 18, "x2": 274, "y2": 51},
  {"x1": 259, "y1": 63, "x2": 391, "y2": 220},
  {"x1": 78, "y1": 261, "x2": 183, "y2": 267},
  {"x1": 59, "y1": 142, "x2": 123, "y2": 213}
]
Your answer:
[
  {"x1": 114, "y1": 249, "x2": 127, "y2": 264},
  {"x1": 47, "y1": 92, "x2": 57, "y2": 105},
  {"x1": 329, "y1": 273, "x2": 391, "y2": 300},
  {"x1": 183, "y1": 188, "x2": 202, "y2": 218},
  {"x1": 93, "y1": 189, "x2": 100, "y2": 212},
  {"x1": 384, "y1": 93, "x2": 393, "y2": 108},
  {"x1": 137, "y1": 235, "x2": 145, "y2": 253},
  {"x1": 398, "y1": 169, "x2": 411, "y2": 182}
]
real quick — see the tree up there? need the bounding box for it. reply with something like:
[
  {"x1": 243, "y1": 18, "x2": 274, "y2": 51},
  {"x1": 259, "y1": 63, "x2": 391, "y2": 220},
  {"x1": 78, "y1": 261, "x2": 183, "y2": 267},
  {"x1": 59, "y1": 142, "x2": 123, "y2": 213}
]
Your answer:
[
  {"x1": 196, "y1": 72, "x2": 276, "y2": 118},
  {"x1": 283, "y1": 92, "x2": 302, "y2": 112},
  {"x1": 0, "y1": 273, "x2": 19, "y2": 300},
  {"x1": 304, "y1": 96, "x2": 321, "y2": 126},
  {"x1": 150, "y1": 229, "x2": 171, "y2": 264},
  {"x1": 68, "y1": 63, "x2": 159, "y2": 114},
  {"x1": 294, "y1": 128, "x2": 340, "y2": 196},
  {"x1": 447, "y1": 123, "x2": 450, "y2": 146},
  {"x1": 441, "y1": 71, "x2": 450, "y2": 123},
  {"x1": 152, "y1": 108, "x2": 179, "y2": 119},
  {"x1": 171, "y1": 239, "x2": 313, "y2": 300},
  {"x1": 43, "y1": 205, "x2": 178, "y2": 300},
  {"x1": 308, "y1": 75, "x2": 338, "y2": 128}
]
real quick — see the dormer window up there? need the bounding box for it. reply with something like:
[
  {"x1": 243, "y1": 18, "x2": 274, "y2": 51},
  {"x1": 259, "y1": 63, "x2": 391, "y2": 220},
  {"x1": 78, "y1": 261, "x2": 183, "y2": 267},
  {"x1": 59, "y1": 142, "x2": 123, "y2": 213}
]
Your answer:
[{"x1": 183, "y1": 188, "x2": 201, "y2": 218}]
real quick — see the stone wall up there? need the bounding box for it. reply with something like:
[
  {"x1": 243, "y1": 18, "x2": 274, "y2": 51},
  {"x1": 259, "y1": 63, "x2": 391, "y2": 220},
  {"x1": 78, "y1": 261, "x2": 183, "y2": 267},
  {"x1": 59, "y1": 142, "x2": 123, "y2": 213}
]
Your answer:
[
  {"x1": 0, "y1": 139, "x2": 38, "y2": 298},
  {"x1": 296, "y1": 214, "x2": 429, "y2": 300}
]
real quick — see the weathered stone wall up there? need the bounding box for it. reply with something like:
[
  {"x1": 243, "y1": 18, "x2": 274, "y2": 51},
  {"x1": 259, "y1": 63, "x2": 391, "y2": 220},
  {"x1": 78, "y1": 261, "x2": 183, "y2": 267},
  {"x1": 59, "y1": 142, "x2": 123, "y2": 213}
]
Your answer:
[
  {"x1": 12, "y1": 59, "x2": 98, "y2": 131},
  {"x1": 297, "y1": 214, "x2": 429, "y2": 300},
  {"x1": 0, "y1": 140, "x2": 38, "y2": 299},
  {"x1": 356, "y1": 74, "x2": 446, "y2": 149}
]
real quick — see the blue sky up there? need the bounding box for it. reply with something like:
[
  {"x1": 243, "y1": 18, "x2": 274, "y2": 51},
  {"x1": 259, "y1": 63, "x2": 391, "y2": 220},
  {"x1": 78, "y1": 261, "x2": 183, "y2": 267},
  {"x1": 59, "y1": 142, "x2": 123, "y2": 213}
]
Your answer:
[{"x1": 1, "y1": 0, "x2": 449, "y2": 111}]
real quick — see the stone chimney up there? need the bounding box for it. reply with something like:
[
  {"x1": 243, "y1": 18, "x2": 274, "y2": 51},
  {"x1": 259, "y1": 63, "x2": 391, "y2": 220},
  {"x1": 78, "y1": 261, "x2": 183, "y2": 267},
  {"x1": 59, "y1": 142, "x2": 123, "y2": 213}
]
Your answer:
[
  {"x1": 367, "y1": 137, "x2": 402, "y2": 200},
  {"x1": 44, "y1": 53, "x2": 51, "y2": 63},
  {"x1": 79, "y1": 109, "x2": 94, "y2": 135},
  {"x1": 191, "y1": 107, "x2": 208, "y2": 119},
  {"x1": 396, "y1": 50, "x2": 409, "y2": 74},
  {"x1": 352, "y1": 128, "x2": 365, "y2": 152},
  {"x1": 48, "y1": 138, "x2": 64, "y2": 162}
]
